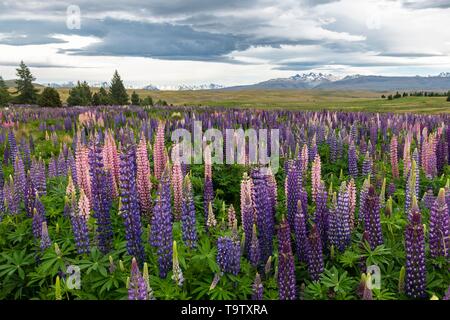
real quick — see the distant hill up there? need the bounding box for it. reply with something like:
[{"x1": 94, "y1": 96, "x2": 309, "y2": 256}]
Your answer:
[
  {"x1": 224, "y1": 72, "x2": 450, "y2": 92},
  {"x1": 4, "y1": 79, "x2": 45, "y2": 89}
]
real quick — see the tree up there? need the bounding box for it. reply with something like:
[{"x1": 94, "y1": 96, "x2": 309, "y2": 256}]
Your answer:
[
  {"x1": 381, "y1": 95, "x2": 386, "y2": 99},
  {"x1": 140, "y1": 95, "x2": 153, "y2": 106},
  {"x1": 0, "y1": 76, "x2": 11, "y2": 106},
  {"x1": 109, "y1": 70, "x2": 129, "y2": 105},
  {"x1": 67, "y1": 81, "x2": 92, "y2": 106},
  {"x1": 38, "y1": 87, "x2": 62, "y2": 107},
  {"x1": 15, "y1": 61, "x2": 38, "y2": 104},
  {"x1": 131, "y1": 91, "x2": 140, "y2": 105},
  {"x1": 447, "y1": 90, "x2": 450, "y2": 102}
]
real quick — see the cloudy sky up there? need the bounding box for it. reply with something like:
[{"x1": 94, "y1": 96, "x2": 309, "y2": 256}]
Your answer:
[{"x1": 0, "y1": 0, "x2": 449, "y2": 87}]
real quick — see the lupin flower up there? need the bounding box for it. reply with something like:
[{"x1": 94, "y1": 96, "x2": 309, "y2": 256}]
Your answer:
[
  {"x1": 358, "y1": 177, "x2": 370, "y2": 224},
  {"x1": 206, "y1": 202, "x2": 217, "y2": 230},
  {"x1": 128, "y1": 257, "x2": 148, "y2": 300},
  {"x1": 404, "y1": 196, "x2": 427, "y2": 299},
  {"x1": 90, "y1": 142, "x2": 113, "y2": 254},
  {"x1": 227, "y1": 204, "x2": 237, "y2": 231},
  {"x1": 172, "y1": 241, "x2": 184, "y2": 286},
  {"x1": 40, "y1": 221, "x2": 52, "y2": 251},
  {"x1": 30, "y1": 157, "x2": 46, "y2": 196},
  {"x1": 294, "y1": 200, "x2": 308, "y2": 262},
  {"x1": 217, "y1": 236, "x2": 241, "y2": 275},
  {"x1": 171, "y1": 145, "x2": 183, "y2": 220},
  {"x1": 330, "y1": 182, "x2": 351, "y2": 252},
  {"x1": 421, "y1": 189, "x2": 435, "y2": 210},
  {"x1": 252, "y1": 273, "x2": 264, "y2": 300},
  {"x1": 70, "y1": 189, "x2": 90, "y2": 254},
  {"x1": 300, "y1": 144, "x2": 308, "y2": 177},
  {"x1": 390, "y1": 135, "x2": 399, "y2": 179},
  {"x1": 348, "y1": 140, "x2": 358, "y2": 179},
  {"x1": 136, "y1": 135, "x2": 153, "y2": 218},
  {"x1": 307, "y1": 224, "x2": 324, "y2": 281},
  {"x1": 362, "y1": 185, "x2": 384, "y2": 249},
  {"x1": 314, "y1": 181, "x2": 329, "y2": 249},
  {"x1": 252, "y1": 168, "x2": 275, "y2": 265},
  {"x1": 119, "y1": 143, "x2": 145, "y2": 264},
  {"x1": 311, "y1": 154, "x2": 321, "y2": 203},
  {"x1": 348, "y1": 178, "x2": 356, "y2": 230},
  {"x1": 13, "y1": 154, "x2": 26, "y2": 202},
  {"x1": 362, "y1": 151, "x2": 372, "y2": 177},
  {"x1": 286, "y1": 160, "x2": 303, "y2": 233},
  {"x1": 153, "y1": 121, "x2": 166, "y2": 180},
  {"x1": 405, "y1": 160, "x2": 419, "y2": 214},
  {"x1": 240, "y1": 172, "x2": 253, "y2": 255},
  {"x1": 181, "y1": 175, "x2": 197, "y2": 249},
  {"x1": 151, "y1": 168, "x2": 173, "y2": 278},
  {"x1": 249, "y1": 224, "x2": 260, "y2": 268},
  {"x1": 103, "y1": 131, "x2": 120, "y2": 198},
  {"x1": 142, "y1": 262, "x2": 155, "y2": 300},
  {"x1": 75, "y1": 140, "x2": 91, "y2": 202},
  {"x1": 429, "y1": 188, "x2": 449, "y2": 259},
  {"x1": 277, "y1": 218, "x2": 296, "y2": 300}
]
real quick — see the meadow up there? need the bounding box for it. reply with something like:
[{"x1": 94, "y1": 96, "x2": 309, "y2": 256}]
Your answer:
[
  {"x1": 51, "y1": 88, "x2": 450, "y2": 113},
  {"x1": 0, "y1": 105, "x2": 448, "y2": 300}
]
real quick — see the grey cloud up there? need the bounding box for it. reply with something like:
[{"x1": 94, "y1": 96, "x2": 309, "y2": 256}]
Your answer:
[
  {"x1": 377, "y1": 52, "x2": 445, "y2": 57},
  {"x1": 402, "y1": 0, "x2": 450, "y2": 9}
]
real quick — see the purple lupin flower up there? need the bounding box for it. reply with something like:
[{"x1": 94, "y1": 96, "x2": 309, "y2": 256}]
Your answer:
[
  {"x1": 252, "y1": 273, "x2": 264, "y2": 300},
  {"x1": 181, "y1": 175, "x2": 197, "y2": 249},
  {"x1": 151, "y1": 168, "x2": 173, "y2": 278},
  {"x1": 119, "y1": 143, "x2": 145, "y2": 264},
  {"x1": 277, "y1": 218, "x2": 296, "y2": 300},
  {"x1": 333, "y1": 181, "x2": 351, "y2": 252},
  {"x1": 30, "y1": 158, "x2": 46, "y2": 196},
  {"x1": 13, "y1": 154, "x2": 26, "y2": 202},
  {"x1": 48, "y1": 155, "x2": 57, "y2": 178},
  {"x1": 217, "y1": 236, "x2": 241, "y2": 275},
  {"x1": 306, "y1": 224, "x2": 324, "y2": 281},
  {"x1": 8, "y1": 129, "x2": 17, "y2": 165},
  {"x1": 40, "y1": 221, "x2": 52, "y2": 251},
  {"x1": 252, "y1": 168, "x2": 274, "y2": 265},
  {"x1": 421, "y1": 188, "x2": 435, "y2": 210},
  {"x1": 314, "y1": 181, "x2": 329, "y2": 249},
  {"x1": 89, "y1": 141, "x2": 113, "y2": 254},
  {"x1": 249, "y1": 224, "x2": 260, "y2": 268},
  {"x1": 348, "y1": 140, "x2": 358, "y2": 179},
  {"x1": 69, "y1": 190, "x2": 90, "y2": 255},
  {"x1": 128, "y1": 257, "x2": 148, "y2": 300},
  {"x1": 429, "y1": 188, "x2": 449, "y2": 259},
  {"x1": 0, "y1": 186, "x2": 4, "y2": 222},
  {"x1": 294, "y1": 200, "x2": 308, "y2": 262},
  {"x1": 286, "y1": 160, "x2": 302, "y2": 232},
  {"x1": 362, "y1": 151, "x2": 372, "y2": 177},
  {"x1": 24, "y1": 172, "x2": 36, "y2": 217},
  {"x1": 362, "y1": 185, "x2": 384, "y2": 249},
  {"x1": 32, "y1": 194, "x2": 47, "y2": 242},
  {"x1": 57, "y1": 150, "x2": 67, "y2": 176},
  {"x1": 405, "y1": 196, "x2": 427, "y2": 299}
]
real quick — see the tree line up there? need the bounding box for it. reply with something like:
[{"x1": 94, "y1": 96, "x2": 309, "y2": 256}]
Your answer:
[
  {"x1": 381, "y1": 90, "x2": 450, "y2": 101},
  {"x1": 0, "y1": 61, "x2": 167, "y2": 107}
]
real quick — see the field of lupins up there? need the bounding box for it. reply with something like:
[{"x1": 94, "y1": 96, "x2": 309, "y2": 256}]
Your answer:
[{"x1": 0, "y1": 105, "x2": 448, "y2": 300}]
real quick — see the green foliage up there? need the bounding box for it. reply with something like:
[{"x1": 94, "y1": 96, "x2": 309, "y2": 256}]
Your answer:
[
  {"x1": 14, "y1": 61, "x2": 38, "y2": 104},
  {"x1": 140, "y1": 95, "x2": 153, "y2": 106},
  {"x1": 67, "y1": 81, "x2": 93, "y2": 106},
  {"x1": 38, "y1": 87, "x2": 62, "y2": 108},
  {"x1": 0, "y1": 76, "x2": 11, "y2": 106},
  {"x1": 109, "y1": 70, "x2": 129, "y2": 105},
  {"x1": 131, "y1": 91, "x2": 140, "y2": 105}
]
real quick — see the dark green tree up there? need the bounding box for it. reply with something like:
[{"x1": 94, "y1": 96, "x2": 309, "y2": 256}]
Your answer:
[
  {"x1": 67, "y1": 81, "x2": 92, "y2": 106},
  {"x1": 0, "y1": 76, "x2": 11, "y2": 106},
  {"x1": 447, "y1": 90, "x2": 450, "y2": 102},
  {"x1": 109, "y1": 70, "x2": 129, "y2": 105},
  {"x1": 38, "y1": 87, "x2": 62, "y2": 107},
  {"x1": 131, "y1": 91, "x2": 140, "y2": 105},
  {"x1": 92, "y1": 92, "x2": 100, "y2": 106},
  {"x1": 15, "y1": 61, "x2": 38, "y2": 104},
  {"x1": 140, "y1": 95, "x2": 153, "y2": 106}
]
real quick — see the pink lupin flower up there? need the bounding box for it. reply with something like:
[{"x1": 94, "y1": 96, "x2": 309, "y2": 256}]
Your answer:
[
  {"x1": 75, "y1": 140, "x2": 91, "y2": 203},
  {"x1": 390, "y1": 135, "x2": 399, "y2": 179},
  {"x1": 78, "y1": 188, "x2": 91, "y2": 220},
  {"x1": 311, "y1": 154, "x2": 321, "y2": 203},
  {"x1": 103, "y1": 131, "x2": 120, "y2": 198},
  {"x1": 171, "y1": 144, "x2": 183, "y2": 220},
  {"x1": 153, "y1": 121, "x2": 166, "y2": 180},
  {"x1": 348, "y1": 178, "x2": 357, "y2": 230},
  {"x1": 300, "y1": 144, "x2": 309, "y2": 177},
  {"x1": 403, "y1": 134, "x2": 411, "y2": 177},
  {"x1": 136, "y1": 135, "x2": 152, "y2": 218}
]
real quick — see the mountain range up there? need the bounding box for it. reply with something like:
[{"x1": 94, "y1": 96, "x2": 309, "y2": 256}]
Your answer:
[{"x1": 224, "y1": 72, "x2": 450, "y2": 91}]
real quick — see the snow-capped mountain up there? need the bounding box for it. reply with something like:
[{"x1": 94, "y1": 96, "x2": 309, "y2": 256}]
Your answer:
[
  {"x1": 176, "y1": 83, "x2": 224, "y2": 90},
  {"x1": 289, "y1": 72, "x2": 341, "y2": 85},
  {"x1": 437, "y1": 72, "x2": 450, "y2": 78},
  {"x1": 142, "y1": 84, "x2": 160, "y2": 91}
]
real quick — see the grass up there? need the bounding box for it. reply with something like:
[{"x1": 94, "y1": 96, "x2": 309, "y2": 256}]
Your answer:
[{"x1": 9, "y1": 86, "x2": 450, "y2": 113}]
